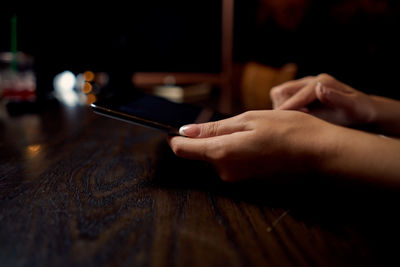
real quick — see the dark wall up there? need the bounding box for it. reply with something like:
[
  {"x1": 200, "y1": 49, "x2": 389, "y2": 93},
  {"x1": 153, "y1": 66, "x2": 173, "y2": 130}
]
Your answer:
[
  {"x1": 234, "y1": 0, "x2": 400, "y2": 99},
  {"x1": 1, "y1": 2, "x2": 222, "y2": 96},
  {"x1": 2, "y1": 1, "x2": 400, "y2": 99}
]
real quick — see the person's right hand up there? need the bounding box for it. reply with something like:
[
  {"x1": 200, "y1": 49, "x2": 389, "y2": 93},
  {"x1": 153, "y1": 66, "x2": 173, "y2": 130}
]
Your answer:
[
  {"x1": 168, "y1": 109, "x2": 400, "y2": 185},
  {"x1": 270, "y1": 74, "x2": 377, "y2": 127}
]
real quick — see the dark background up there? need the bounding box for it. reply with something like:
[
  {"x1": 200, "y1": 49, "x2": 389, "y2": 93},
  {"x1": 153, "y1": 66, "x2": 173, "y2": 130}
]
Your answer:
[
  {"x1": 2, "y1": 0, "x2": 400, "y2": 100},
  {"x1": 234, "y1": 0, "x2": 400, "y2": 99},
  {"x1": 0, "y1": 2, "x2": 222, "y2": 97}
]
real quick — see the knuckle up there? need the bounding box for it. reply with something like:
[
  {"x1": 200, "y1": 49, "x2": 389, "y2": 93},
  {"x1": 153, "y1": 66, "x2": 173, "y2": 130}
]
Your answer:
[
  {"x1": 240, "y1": 110, "x2": 256, "y2": 121},
  {"x1": 207, "y1": 141, "x2": 229, "y2": 162},
  {"x1": 270, "y1": 86, "x2": 281, "y2": 98},
  {"x1": 316, "y1": 73, "x2": 334, "y2": 83},
  {"x1": 270, "y1": 85, "x2": 286, "y2": 97},
  {"x1": 203, "y1": 121, "x2": 220, "y2": 137},
  {"x1": 213, "y1": 148, "x2": 229, "y2": 162},
  {"x1": 171, "y1": 142, "x2": 185, "y2": 157}
]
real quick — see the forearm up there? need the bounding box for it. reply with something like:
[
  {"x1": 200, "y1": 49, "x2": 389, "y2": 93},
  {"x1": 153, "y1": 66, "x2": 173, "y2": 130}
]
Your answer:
[
  {"x1": 370, "y1": 95, "x2": 400, "y2": 136},
  {"x1": 320, "y1": 126, "x2": 400, "y2": 187}
]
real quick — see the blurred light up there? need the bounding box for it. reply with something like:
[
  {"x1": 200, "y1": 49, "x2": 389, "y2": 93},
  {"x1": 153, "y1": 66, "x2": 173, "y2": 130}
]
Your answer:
[
  {"x1": 54, "y1": 71, "x2": 76, "y2": 92},
  {"x1": 83, "y1": 70, "x2": 95, "y2": 82},
  {"x1": 74, "y1": 73, "x2": 85, "y2": 92},
  {"x1": 95, "y1": 72, "x2": 109, "y2": 87},
  {"x1": 26, "y1": 144, "x2": 42, "y2": 157},
  {"x1": 86, "y1": 93, "x2": 97, "y2": 105},
  {"x1": 82, "y1": 82, "x2": 93, "y2": 94},
  {"x1": 163, "y1": 75, "x2": 176, "y2": 85},
  {"x1": 53, "y1": 71, "x2": 79, "y2": 106}
]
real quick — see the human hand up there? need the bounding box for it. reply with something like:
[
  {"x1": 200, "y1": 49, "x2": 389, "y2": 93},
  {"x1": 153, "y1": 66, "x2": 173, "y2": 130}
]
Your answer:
[
  {"x1": 168, "y1": 110, "x2": 337, "y2": 182},
  {"x1": 270, "y1": 74, "x2": 376, "y2": 127}
]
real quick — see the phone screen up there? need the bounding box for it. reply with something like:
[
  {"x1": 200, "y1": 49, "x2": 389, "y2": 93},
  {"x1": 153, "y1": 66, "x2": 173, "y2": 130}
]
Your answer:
[{"x1": 91, "y1": 93, "x2": 227, "y2": 134}]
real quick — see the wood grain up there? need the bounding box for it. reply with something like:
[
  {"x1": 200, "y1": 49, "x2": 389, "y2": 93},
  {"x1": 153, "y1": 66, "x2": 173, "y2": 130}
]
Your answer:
[{"x1": 1, "y1": 104, "x2": 399, "y2": 267}]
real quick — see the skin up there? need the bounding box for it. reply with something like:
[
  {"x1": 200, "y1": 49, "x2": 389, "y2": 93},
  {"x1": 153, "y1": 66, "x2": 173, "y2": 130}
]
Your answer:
[
  {"x1": 168, "y1": 74, "x2": 400, "y2": 185},
  {"x1": 270, "y1": 73, "x2": 400, "y2": 136}
]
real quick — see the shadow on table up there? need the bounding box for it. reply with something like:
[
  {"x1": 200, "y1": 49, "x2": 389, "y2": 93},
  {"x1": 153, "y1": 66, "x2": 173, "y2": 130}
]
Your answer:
[
  {"x1": 151, "y1": 140, "x2": 400, "y2": 265},
  {"x1": 153, "y1": 140, "x2": 398, "y2": 209},
  {"x1": 154, "y1": 142, "x2": 399, "y2": 223}
]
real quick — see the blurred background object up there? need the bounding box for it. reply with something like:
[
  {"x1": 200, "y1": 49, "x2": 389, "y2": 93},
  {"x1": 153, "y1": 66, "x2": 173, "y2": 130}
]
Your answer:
[
  {"x1": 240, "y1": 62, "x2": 297, "y2": 110},
  {"x1": 0, "y1": 14, "x2": 36, "y2": 105},
  {"x1": 0, "y1": 52, "x2": 36, "y2": 103},
  {"x1": 1, "y1": 0, "x2": 399, "y2": 115}
]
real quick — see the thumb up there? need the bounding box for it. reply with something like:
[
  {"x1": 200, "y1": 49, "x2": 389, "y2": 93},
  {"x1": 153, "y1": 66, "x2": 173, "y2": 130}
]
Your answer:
[
  {"x1": 316, "y1": 82, "x2": 354, "y2": 110},
  {"x1": 179, "y1": 116, "x2": 247, "y2": 138}
]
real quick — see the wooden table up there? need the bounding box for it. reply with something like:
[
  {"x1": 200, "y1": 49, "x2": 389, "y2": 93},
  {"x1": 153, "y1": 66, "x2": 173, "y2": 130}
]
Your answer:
[{"x1": 1, "y1": 102, "x2": 399, "y2": 267}]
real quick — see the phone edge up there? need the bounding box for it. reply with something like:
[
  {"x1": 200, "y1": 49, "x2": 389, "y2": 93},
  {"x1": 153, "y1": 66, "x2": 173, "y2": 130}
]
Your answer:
[{"x1": 90, "y1": 103, "x2": 180, "y2": 135}]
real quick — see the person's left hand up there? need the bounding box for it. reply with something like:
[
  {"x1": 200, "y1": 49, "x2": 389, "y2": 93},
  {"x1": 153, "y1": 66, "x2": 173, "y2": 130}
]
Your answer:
[
  {"x1": 168, "y1": 110, "x2": 338, "y2": 182},
  {"x1": 269, "y1": 74, "x2": 376, "y2": 127}
]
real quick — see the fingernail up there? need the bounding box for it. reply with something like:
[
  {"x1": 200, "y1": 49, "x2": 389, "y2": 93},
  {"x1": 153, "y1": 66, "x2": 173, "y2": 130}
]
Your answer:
[
  {"x1": 179, "y1": 124, "x2": 200, "y2": 137},
  {"x1": 318, "y1": 82, "x2": 331, "y2": 97},
  {"x1": 317, "y1": 82, "x2": 323, "y2": 93}
]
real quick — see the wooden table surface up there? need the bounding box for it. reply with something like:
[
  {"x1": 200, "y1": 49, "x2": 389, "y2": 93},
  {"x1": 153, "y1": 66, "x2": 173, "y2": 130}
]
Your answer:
[{"x1": 1, "y1": 102, "x2": 399, "y2": 267}]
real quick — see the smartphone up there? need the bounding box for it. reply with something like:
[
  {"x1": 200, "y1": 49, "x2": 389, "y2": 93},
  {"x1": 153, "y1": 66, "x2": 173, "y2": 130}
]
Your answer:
[{"x1": 91, "y1": 93, "x2": 228, "y2": 135}]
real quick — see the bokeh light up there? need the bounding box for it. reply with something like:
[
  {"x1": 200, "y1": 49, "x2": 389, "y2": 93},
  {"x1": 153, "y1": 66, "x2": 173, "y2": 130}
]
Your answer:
[
  {"x1": 83, "y1": 70, "x2": 95, "y2": 82},
  {"x1": 86, "y1": 93, "x2": 97, "y2": 105},
  {"x1": 82, "y1": 82, "x2": 93, "y2": 94},
  {"x1": 53, "y1": 70, "x2": 79, "y2": 106}
]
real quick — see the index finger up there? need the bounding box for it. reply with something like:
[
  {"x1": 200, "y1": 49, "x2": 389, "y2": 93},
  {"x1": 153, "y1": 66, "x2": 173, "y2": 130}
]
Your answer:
[
  {"x1": 271, "y1": 76, "x2": 314, "y2": 109},
  {"x1": 179, "y1": 112, "x2": 251, "y2": 138},
  {"x1": 277, "y1": 80, "x2": 319, "y2": 111}
]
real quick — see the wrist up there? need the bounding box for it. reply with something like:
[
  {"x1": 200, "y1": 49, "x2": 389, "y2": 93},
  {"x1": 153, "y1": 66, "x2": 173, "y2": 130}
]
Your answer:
[
  {"x1": 310, "y1": 125, "x2": 344, "y2": 175},
  {"x1": 366, "y1": 95, "x2": 400, "y2": 136},
  {"x1": 367, "y1": 95, "x2": 383, "y2": 125},
  {"x1": 314, "y1": 124, "x2": 400, "y2": 184},
  {"x1": 296, "y1": 120, "x2": 347, "y2": 176}
]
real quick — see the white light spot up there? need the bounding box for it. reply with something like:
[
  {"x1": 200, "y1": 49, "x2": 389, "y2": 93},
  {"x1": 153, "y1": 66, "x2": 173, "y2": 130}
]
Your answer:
[{"x1": 53, "y1": 71, "x2": 79, "y2": 106}]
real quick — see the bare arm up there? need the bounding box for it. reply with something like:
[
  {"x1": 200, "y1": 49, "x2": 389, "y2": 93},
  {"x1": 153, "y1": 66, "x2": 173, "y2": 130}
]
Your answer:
[
  {"x1": 369, "y1": 95, "x2": 400, "y2": 136},
  {"x1": 320, "y1": 124, "x2": 400, "y2": 186}
]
